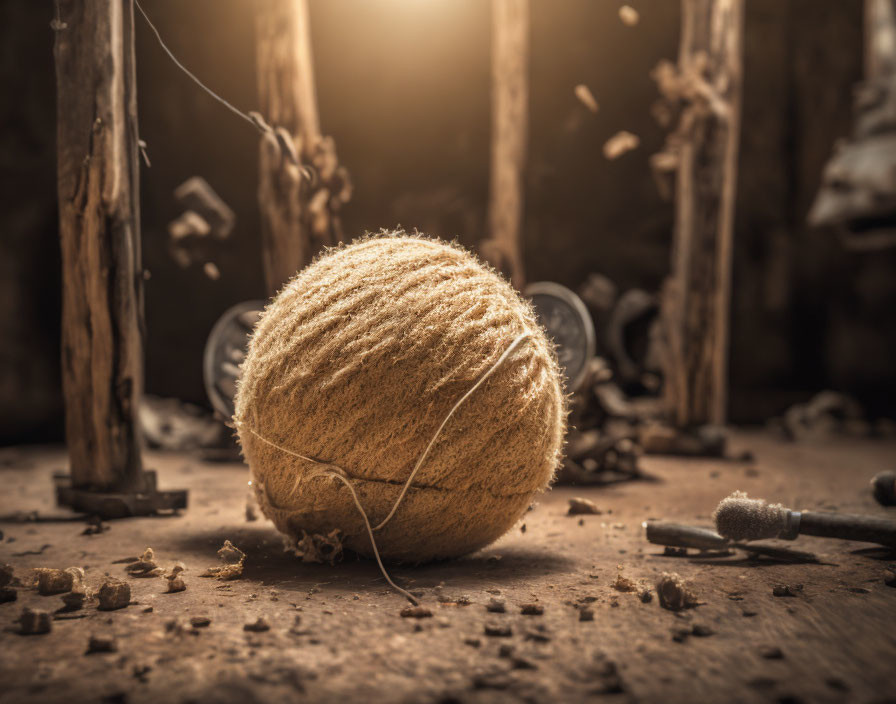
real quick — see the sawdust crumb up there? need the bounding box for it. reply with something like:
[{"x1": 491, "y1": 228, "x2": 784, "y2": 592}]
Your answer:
[
  {"x1": 612, "y1": 572, "x2": 638, "y2": 593},
  {"x1": 97, "y1": 580, "x2": 131, "y2": 611},
  {"x1": 603, "y1": 131, "x2": 640, "y2": 160},
  {"x1": 34, "y1": 567, "x2": 74, "y2": 595},
  {"x1": 289, "y1": 530, "x2": 343, "y2": 565},
  {"x1": 772, "y1": 584, "x2": 803, "y2": 597},
  {"x1": 574, "y1": 84, "x2": 599, "y2": 113},
  {"x1": 166, "y1": 563, "x2": 186, "y2": 594},
  {"x1": 201, "y1": 540, "x2": 246, "y2": 580},
  {"x1": 484, "y1": 623, "x2": 513, "y2": 637},
  {"x1": 486, "y1": 597, "x2": 506, "y2": 613},
  {"x1": 18, "y1": 607, "x2": 51, "y2": 635},
  {"x1": 618, "y1": 5, "x2": 639, "y2": 26},
  {"x1": 656, "y1": 572, "x2": 699, "y2": 611},
  {"x1": 86, "y1": 635, "x2": 117, "y2": 654},
  {"x1": 400, "y1": 606, "x2": 432, "y2": 619},
  {"x1": 568, "y1": 497, "x2": 602, "y2": 516},
  {"x1": 243, "y1": 617, "x2": 270, "y2": 632},
  {"x1": 125, "y1": 548, "x2": 163, "y2": 578}
]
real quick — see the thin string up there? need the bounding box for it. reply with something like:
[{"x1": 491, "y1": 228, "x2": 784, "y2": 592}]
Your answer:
[
  {"x1": 238, "y1": 331, "x2": 532, "y2": 603},
  {"x1": 134, "y1": 0, "x2": 267, "y2": 135},
  {"x1": 319, "y1": 470, "x2": 419, "y2": 605},
  {"x1": 373, "y1": 331, "x2": 530, "y2": 530}
]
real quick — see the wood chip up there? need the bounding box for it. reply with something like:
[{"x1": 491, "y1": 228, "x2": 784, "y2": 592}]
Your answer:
[
  {"x1": 656, "y1": 572, "x2": 698, "y2": 611},
  {"x1": 18, "y1": 607, "x2": 51, "y2": 635},
  {"x1": 243, "y1": 617, "x2": 270, "y2": 632},
  {"x1": 574, "y1": 84, "x2": 599, "y2": 113},
  {"x1": 567, "y1": 497, "x2": 602, "y2": 516},
  {"x1": 97, "y1": 580, "x2": 131, "y2": 611},
  {"x1": 400, "y1": 606, "x2": 433, "y2": 619},
  {"x1": 603, "y1": 131, "x2": 640, "y2": 160},
  {"x1": 618, "y1": 5, "x2": 639, "y2": 26}
]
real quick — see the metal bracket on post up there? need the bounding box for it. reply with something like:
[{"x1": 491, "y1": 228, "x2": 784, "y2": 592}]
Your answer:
[{"x1": 55, "y1": 471, "x2": 188, "y2": 520}]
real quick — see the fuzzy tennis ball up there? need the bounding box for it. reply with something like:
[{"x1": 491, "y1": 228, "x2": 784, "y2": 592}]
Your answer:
[{"x1": 235, "y1": 235, "x2": 566, "y2": 563}]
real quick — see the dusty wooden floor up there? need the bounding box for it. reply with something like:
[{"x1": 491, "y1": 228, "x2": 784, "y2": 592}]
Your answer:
[{"x1": 0, "y1": 431, "x2": 894, "y2": 704}]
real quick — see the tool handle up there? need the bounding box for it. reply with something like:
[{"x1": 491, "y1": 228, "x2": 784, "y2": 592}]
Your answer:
[
  {"x1": 799, "y1": 511, "x2": 896, "y2": 547},
  {"x1": 645, "y1": 522, "x2": 728, "y2": 550}
]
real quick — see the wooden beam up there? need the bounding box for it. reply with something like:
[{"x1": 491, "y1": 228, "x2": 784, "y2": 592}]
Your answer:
[
  {"x1": 53, "y1": 0, "x2": 145, "y2": 490},
  {"x1": 481, "y1": 0, "x2": 529, "y2": 290},
  {"x1": 865, "y1": 0, "x2": 896, "y2": 79},
  {"x1": 660, "y1": 0, "x2": 744, "y2": 428},
  {"x1": 256, "y1": 0, "x2": 350, "y2": 296}
]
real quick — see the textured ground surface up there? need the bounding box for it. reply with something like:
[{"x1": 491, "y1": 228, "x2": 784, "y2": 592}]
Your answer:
[{"x1": 0, "y1": 431, "x2": 894, "y2": 704}]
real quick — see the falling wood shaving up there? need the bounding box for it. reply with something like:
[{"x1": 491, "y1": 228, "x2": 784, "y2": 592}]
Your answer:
[
  {"x1": 203, "y1": 262, "x2": 220, "y2": 280},
  {"x1": 618, "y1": 5, "x2": 640, "y2": 26},
  {"x1": 574, "y1": 84, "x2": 599, "y2": 113},
  {"x1": 200, "y1": 540, "x2": 245, "y2": 580},
  {"x1": 603, "y1": 131, "x2": 640, "y2": 160}
]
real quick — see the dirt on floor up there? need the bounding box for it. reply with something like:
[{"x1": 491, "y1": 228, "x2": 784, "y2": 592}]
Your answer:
[{"x1": 0, "y1": 430, "x2": 894, "y2": 704}]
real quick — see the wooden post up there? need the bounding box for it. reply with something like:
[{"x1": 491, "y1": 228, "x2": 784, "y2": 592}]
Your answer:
[
  {"x1": 256, "y1": 0, "x2": 350, "y2": 296},
  {"x1": 54, "y1": 0, "x2": 145, "y2": 491},
  {"x1": 661, "y1": 0, "x2": 744, "y2": 428},
  {"x1": 481, "y1": 0, "x2": 529, "y2": 290},
  {"x1": 865, "y1": 0, "x2": 896, "y2": 79}
]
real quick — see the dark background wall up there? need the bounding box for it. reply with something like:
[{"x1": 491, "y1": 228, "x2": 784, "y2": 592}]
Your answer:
[{"x1": 1, "y1": 0, "x2": 892, "y2": 443}]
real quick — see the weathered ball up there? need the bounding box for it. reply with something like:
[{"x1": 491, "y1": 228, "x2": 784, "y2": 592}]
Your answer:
[{"x1": 235, "y1": 235, "x2": 566, "y2": 562}]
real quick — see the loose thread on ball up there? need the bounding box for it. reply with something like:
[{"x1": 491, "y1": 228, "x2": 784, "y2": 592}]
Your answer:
[{"x1": 237, "y1": 331, "x2": 532, "y2": 603}]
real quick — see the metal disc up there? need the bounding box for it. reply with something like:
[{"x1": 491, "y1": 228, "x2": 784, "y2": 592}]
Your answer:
[
  {"x1": 525, "y1": 282, "x2": 595, "y2": 392},
  {"x1": 203, "y1": 300, "x2": 266, "y2": 421}
]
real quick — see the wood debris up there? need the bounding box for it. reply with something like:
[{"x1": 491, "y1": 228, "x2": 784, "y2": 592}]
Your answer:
[
  {"x1": 166, "y1": 563, "x2": 186, "y2": 593},
  {"x1": 34, "y1": 567, "x2": 76, "y2": 595},
  {"x1": 201, "y1": 540, "x2": 246, "y2": 580},
  {"x1": 97, "y1": 579, "x2": 131, "y2": 611},
  {"x1": 612, "y1": 572, "x2": 638, "y2": 593},
  {"x1": 400, "y1": 606, "x2": 433, "y2": 619},
  {"x1": 125, "y1": 548, "x2": 163, "y2": 578},
  {"x1": 243, "y1": 617, "x2": 270, "y2": 633},
  {"x1": 574, "y1": 84, "x2": 599, "y2": 113},
  {"x1": 86, "y1": 635, "x2": 117, "y2": 654},
  {"x1": 567, "y1": 497, "x2": 602, "y2": 516},
  {"x1": 656, "y1": 572, "x2": 699, "y2": 611},
  {"x1": 618, "y1": 5, "x2": 639, "y2": 26},
  {"x1": 18, "y1": 607, "x2": 51, "y2": 635},
  {"x1": 486, "y1": 597, "x2": 507, "y2": 613},
  {"x1": 520, "y1": 603, "x2": 544, "y2": 615},
  {"x1": 772, "y1": 584, "x2": 803, "y2": 597},
  {"x1": 484, "y1": 623, "x2": 513, "y2": 637},
  {"x1": 290, "y1": 529, "x2": 343, "y2": 565},
  {"x1": 603, "y1": 131, "x2": 640, "y2": 160}
]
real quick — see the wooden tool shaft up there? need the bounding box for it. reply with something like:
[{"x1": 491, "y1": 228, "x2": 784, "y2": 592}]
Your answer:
[{"x1": 800, "y1": 511, "x2": 896, "y2": 547}]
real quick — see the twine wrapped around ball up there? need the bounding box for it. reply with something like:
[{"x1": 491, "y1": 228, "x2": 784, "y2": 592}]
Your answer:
[{"x1": 235, "y1": 234, "x2": 566, "y2": 563}]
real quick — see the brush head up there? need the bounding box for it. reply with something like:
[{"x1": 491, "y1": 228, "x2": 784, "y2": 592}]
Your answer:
[{"x1": 713, "y1": 492, "x2": 790, "y2": 541}]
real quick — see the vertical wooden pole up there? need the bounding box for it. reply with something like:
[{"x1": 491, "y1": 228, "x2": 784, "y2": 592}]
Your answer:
[
  {"x1": 256, "y1": 0, "x2": 349, "y2": 297},
  {"x1": 53, "y1": 0, "x2": 144, "y2": 490},
  {"x1": 481, "y1": 0, "x2": 529, "y2": 290},
  {"x1": 662, "y1": 0, "x2": 744, "y2": 428},
  {"x1": 865, "y1": 0, "x2": 896, "y2": 79}
]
